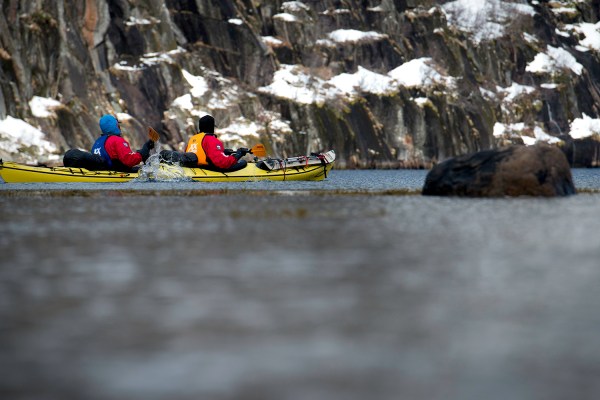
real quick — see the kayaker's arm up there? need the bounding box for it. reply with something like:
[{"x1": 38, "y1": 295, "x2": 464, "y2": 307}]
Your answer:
[
  {"x1": 105, "y1": 135, "x2": 143, "y2": 168},
  {"x1": 203, "y1": 135, "x2": 238, "y2": 169}
]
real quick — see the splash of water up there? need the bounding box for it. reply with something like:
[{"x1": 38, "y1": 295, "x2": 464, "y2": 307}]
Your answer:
[{"x1": 136, "y1": 142, "x2": 189, "y2": 182}]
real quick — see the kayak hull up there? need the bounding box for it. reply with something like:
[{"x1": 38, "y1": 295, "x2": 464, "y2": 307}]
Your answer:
[{"x1": 0, "y1": 152, "x2": 335, "y2": 183}]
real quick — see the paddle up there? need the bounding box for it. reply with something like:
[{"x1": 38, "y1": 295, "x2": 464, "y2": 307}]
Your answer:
[
  {"x1": 249, "y1": 143, "x2": 266, "y2": 157},
  {"x1": 224, "y1": 144, "x2": 267, "y2": 158},
  {"x1": 149, "y1": 125, "x2": 266, "y2": 158},
  {"x1": 148, "y1": 126, "x2": 160, "y2": 142}
]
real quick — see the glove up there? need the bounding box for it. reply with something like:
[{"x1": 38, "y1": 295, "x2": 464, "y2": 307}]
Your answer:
[
  {"x1": 138, "y1": 140, "x2": 154, "y2": 162},
  {"x1": 224, "y1": 148, "x2": 234, "y2": 155},
  {"x1": 233, "y1": 148, "x2": 249, "y2": 160}
]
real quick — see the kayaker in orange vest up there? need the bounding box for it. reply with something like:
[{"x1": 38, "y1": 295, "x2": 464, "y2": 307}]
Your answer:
[{"x1": 161, "y1": 114, "x2": 248, "y2": 171}]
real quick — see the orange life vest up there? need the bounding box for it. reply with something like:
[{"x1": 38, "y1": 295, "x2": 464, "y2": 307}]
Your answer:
[{"x1": 185, "y1": 133, "x2": 208, "y2": 166}]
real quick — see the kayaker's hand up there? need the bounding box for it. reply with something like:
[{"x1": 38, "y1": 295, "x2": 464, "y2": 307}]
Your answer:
[
  {"x1": 138, "y1": 149, "x2": 149, "y2": 162},
  {"x1": 138, "y1": 140, "x2": 154, "y2": 162},
  {"x1": 234, "y1": 148, "x2": 249, "y2": 160},
  {"x1": 224, "y1": 148, "x2": 234, "y2": 155}
]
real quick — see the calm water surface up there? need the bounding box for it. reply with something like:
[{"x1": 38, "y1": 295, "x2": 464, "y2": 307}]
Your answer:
[
  {"x1": 1, "y1": 168, "x2": 597, "y2": 192},
  {"x1": 0, "y1": 168, "x2": 430, "y2": 192},
  {"x1": 1, "y1": 169, "x2": 600, "y2": 400}
]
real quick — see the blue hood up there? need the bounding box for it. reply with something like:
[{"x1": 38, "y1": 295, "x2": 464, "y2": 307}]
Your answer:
[{"x1": 99, "y1": 115, "x2": 121, "y2": 135}]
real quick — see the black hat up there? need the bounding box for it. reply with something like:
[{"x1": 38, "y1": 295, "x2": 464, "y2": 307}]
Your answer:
[{"x1": 199, "y1": 115, "x2": 215, "y2": 133}]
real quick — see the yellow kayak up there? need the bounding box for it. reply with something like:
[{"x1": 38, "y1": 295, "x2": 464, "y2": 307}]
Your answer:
[{"x1": 0, "y1": 151, "x2": 335, "y2": 183}]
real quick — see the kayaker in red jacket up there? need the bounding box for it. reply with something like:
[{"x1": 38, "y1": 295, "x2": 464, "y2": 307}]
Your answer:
[
  {"x1": 160, "y1": 114, "x2": 248, "y2": 171},
  {"x1": 91, "y1": 114, "x2": 154, "y2": 172}
]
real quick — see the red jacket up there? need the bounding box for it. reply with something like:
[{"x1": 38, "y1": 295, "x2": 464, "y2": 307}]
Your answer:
[
  {"x1": 201, "y1": 134, "x2": 238, "y2": 169},
  {"x1": 105, "y1": 135, "x2": 142, "y2": 168}
]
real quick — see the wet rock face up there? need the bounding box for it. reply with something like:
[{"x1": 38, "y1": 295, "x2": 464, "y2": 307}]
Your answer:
[{"x1": 422, "y1": 144, "x2": 576, "y2": 197}]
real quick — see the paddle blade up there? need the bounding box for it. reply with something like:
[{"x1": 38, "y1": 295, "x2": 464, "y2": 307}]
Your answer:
[
  {"x1": 148, "y1": 127, "x2": 160, "y2": 142},
  {"x1": 250, "y1": 143, "x2": 267, "y2": 157}
]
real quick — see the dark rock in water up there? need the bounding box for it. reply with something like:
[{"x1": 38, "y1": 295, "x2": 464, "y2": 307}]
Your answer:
[
  {"x1": 559, "y1": 136, "x2": 600, "y2": 168},
  {"x1": 422, "y1": 144, "x2": 576, "y2": 197}
]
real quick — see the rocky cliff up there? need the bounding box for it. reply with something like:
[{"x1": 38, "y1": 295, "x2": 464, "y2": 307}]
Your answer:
[{"x1": 1, "y1": 0, "x2": 599, "y2": 167}]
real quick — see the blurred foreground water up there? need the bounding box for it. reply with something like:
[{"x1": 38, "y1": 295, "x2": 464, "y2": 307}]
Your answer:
[{"x1": 1, "y1": 169, "x2": 600, "y2": 400}]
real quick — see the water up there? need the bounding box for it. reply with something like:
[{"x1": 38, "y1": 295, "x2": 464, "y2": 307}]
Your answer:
[
  {"x1": 0, "y1": 168, "x2": 597, "y2": 192},
  {"x1": 1, "y1": 169, "x2": 600, "y2": 400},
  {"x1": 0, "y1": 168, "x2": 430, "y2": 192}
]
